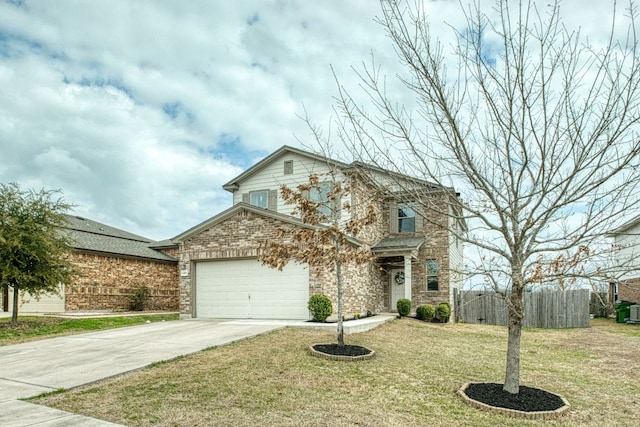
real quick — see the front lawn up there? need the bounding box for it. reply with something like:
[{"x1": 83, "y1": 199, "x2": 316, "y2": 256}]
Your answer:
[
  {"x1": 0, "y1": 313, "x2": 179, "y2": 345},
  {"x1": 34, "y1": 318, "x2": 639, "y2": 426}
]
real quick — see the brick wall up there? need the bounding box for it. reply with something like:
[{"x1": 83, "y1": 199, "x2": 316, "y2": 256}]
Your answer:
[
  {"x1": 379, "y1": 192, "x2": 453, "y2": 311},
  {"x1": 310, "y1": 260, "x2": 386, "y2": 317},
  {"x1": 179, "y1": 210, "x2": 299, "y2": 316},
  {"x1": 65, "y1": 252, "x2": 179, "y2": 311},
  {"x1": 617, "y1": 278, "x2": 640, "y2": 304},
  {"x1": 179, "y1": 209, "x2": 386, "y2": 317},
  {"x1": 410, "y1": 204, "x2": 452, "y2": 308}
]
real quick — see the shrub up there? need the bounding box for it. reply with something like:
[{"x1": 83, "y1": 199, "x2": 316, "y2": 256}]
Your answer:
[
  {"x1": 436, "y1": 302, "x2": 451, "y2": 323},
  {"x1": 129, "y1": 285, "x2": 149, "y2": 311},
  {"x1": 416, "y1": 304, "x2": 436, "y2": 322},
  {"x1": 396, "y1": 298, "x2": 411, "y2": 317},
  {"x1": 308, "y1": 294, "x2": 333, "y2": 322}
]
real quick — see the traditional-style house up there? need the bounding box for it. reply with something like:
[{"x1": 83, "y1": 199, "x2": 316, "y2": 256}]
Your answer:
[{"x1": 172, "y1": 146, "x2": 465, "y2": 319}]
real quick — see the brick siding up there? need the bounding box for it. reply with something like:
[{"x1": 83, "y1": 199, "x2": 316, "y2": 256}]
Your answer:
[
  {"x1": 379, "y1": 193, "x2": 454, "y2": 311},
  {"x1": 179, "y1": 209, "x2": 386, "y2": 317},
  {"x1": 616, "y1": 278, "x2": 640, "y2": 304},
  {"x1": 65, "y1": 252, "x2": 179, "y2": 311}
]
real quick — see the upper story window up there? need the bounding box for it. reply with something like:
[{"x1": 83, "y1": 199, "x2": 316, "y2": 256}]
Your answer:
[
  {"x1": 284, "y1": 160, "x2": 294, "y2": 175},
  {"x1": 398, "y1": 203, "x2": 416, "y2": 233},
  {"x1": 310, "y1": 182, "x2": 333, "y2": 219},
  {"x1": 250, "y1": 190, "x2": 269, "y2": 208},
  {"x1": 426, "y1": 259, "x2": 439, "y2": 291}
]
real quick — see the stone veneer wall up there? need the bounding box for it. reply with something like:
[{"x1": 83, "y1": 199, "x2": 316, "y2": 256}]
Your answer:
[
  {"x1": 65, "y1": 252, "x2": 179, "y2": 311},
  {"x1": 310, "y1": 261, "x2": 386, "y2": 316}
]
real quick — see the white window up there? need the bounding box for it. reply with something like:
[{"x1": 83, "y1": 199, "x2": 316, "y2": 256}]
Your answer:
[
  {"x1": 250, "y1": 190, "x2": 268, "y2": 208},
  {"x1": 310, "y1": 182, "x2": 333, "y2": 219},
  {"x1": 398, "y1": 203, "x2": 416, "y2": 233},
  {"x1": 426, "y1": 259, "x2": 439, "y2": 291}
]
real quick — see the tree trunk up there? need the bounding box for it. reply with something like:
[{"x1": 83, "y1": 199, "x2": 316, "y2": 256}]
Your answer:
[
  {"x1": 2, "y1": 284, "x2": 8, "y2": 312},
  {"x1": 11, "y1": 285, "x2": 19, "y2": 325},
  {"x1": 335, "y1": 236, "x2": 344, "y2": 346},
  {"x1": 503, "y1": 283, "x2": 524, "y2": 394}
]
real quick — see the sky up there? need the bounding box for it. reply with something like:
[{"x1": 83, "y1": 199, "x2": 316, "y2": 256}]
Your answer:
[{"x1": 0, "y1": 0, "x2": 627, "y2": 242}]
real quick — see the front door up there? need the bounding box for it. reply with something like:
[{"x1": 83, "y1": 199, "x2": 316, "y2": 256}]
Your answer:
[{"x1": 390, "y1": 268, "x2": 405, "y2": 312}]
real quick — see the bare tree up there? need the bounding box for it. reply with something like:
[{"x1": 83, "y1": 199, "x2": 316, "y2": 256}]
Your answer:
[{"x1": 335, "y1": 0, "x2": 640, "y2": 393}]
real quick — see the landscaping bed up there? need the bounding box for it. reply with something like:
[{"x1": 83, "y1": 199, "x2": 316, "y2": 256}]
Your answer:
[
  {"x1": 458, "y1": 382, "x2": 570, "y2": 419},
  {"x1": 309, "y1": 343, "x2": 375, "y2": 361}
]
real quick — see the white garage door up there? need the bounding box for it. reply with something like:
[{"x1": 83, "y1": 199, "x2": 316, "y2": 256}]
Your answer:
[
  {"x1": 195, "y1": 259, "x2": 309, "y2": 319},
  {"x1": 8, "y1": 285, "x2": 65, "y2": 313}
]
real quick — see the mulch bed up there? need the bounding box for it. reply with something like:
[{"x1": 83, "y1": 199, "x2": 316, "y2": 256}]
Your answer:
[
  {"x1": 458, "y1": 383, "x2": 570, "y2": 419},
  {"x1": 312, "y1": 344, "x2": 372, "y2": 357},
  {"x1": 309, "y1": 343, "x2": 376, "y2": 361},
  {"x1": 463, "y1": 382, "x2": 566, "y2": 412}
]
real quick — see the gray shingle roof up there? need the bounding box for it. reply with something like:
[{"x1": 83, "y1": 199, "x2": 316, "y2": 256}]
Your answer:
[
  {"x1": 62, "y1": 215, "x2": 177, "y2": 262},
  {"x1": 372, "y1": 237, "x2": 425, "y2": 251}
]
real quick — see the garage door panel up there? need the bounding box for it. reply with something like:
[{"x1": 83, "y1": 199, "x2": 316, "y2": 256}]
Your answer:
[
  {"x1": 8, "y1": 285, "x2": 65, "y2": 313},
  {"x1": 195, "y1": 259, "x2": 309, "y2": 319}
]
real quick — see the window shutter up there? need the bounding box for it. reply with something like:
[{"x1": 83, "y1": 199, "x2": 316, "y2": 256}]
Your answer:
[
  {"x1": 415, "y1": 208, "x2": 424, "y2": 232},
  {"x1": 242, "y1": 193, "x2": 250, "y2": 204},
  {"x1": 389, "y1": 202, "x2": 398, "y2": 234},
  {"x1": 332, "y1": 193, "x2": 341, "y2": 220},
  {"x1": 284, "y1": 160, "x2": 293, "y2": 175},
  {"x1": 268, "y1": 190, "x2": 277, "y2": 211}
]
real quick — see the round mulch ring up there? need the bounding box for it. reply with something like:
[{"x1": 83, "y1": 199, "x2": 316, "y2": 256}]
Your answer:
[
  {"x1": 309, "y1": 343, "x2": 375, "y2": 361},
  {"x1": 458, "y1": 382, "x2": 570, "y2": 420}
]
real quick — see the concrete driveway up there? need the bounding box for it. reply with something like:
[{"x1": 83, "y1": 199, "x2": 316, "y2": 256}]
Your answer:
[{"x1": 0, "y1": 319, "x2": 282, "y2": 427}]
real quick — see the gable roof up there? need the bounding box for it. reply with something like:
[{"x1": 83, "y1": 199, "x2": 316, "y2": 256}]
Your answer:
[
  {"x1": 372, "y1": 236, "x2": 425, "y2": 260},
  {"x1": 222, "y1": 145, "x2": 350, "y2": 192},
  {"x1": 62, "y1": 215, "x2": 177, "y2": 262},
  {"x1": 222, "y1": 145, "x2": 451, "y2": 194},
  {"x1": 172, "y1": 202, "x2": 362, "y2": 247},
  {"x1": 608, "y1": 215, "x2": 640, "y2": 236}
]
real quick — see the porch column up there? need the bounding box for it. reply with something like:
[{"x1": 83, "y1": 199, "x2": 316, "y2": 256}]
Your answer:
[{"x1": 404, "y1": 254, "x2": 412, "y2": 300}]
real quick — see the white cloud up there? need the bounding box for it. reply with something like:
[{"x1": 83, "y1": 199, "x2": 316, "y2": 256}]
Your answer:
[{"x1": 0, "y1": 0, "x2": 626, "y2": 242}]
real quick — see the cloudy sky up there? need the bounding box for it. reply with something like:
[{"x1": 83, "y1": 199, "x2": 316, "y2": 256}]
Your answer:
[{"x1": 0, "y1": 0, "x2": 625, "y2": 241}]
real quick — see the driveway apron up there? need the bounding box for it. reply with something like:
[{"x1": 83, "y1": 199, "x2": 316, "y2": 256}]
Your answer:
[{"x1": 0, "y1": 319, "x2": 281, "y2": 427}]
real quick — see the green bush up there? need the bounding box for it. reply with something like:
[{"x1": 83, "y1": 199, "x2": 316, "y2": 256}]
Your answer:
[
  {"x1": 416, "y1": 304, "x2": 436, "y2": 322},
  {"x1": 129, "y1": 286, "x2": 150, "y2": 311},
  {"x1": 396, "y1": 298, "x2": 412, "y2": 317},
  {"x1": 436, "y1": 302, "x2": 451, "y2": 323},
  {"x1": 308, "y1": 294, "x2": 333, "y2": 322}
]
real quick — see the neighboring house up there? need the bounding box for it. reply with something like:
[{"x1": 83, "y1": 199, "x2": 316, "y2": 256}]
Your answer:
[
  {"x1": 172, "y1": 146, "x2": 465, "y2": 320},
  {"x1": 2, "y1": 215, "x2": 179, "y2": 313},
  {"x1": 608, "y1": 216, "x2": 640, "y2": 304}
]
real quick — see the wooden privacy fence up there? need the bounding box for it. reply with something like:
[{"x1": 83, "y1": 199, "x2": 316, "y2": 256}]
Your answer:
[{"x1": 455, "y1": 289, "x2": 591, "y2": 328}]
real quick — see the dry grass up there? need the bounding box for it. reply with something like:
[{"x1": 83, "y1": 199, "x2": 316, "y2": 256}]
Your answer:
[{"x1": 34, "y1": 318, "x2": 640, "y2": 426}]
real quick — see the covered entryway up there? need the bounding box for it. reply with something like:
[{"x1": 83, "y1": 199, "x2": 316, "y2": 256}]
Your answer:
[
  {"x1": 390, "y1": 268, "x2": 406, "y2": 311},
  {"x1": 373, "y1": 237, "x2": 424, "y2": 311},
  {"x1": 194, "y1": 259, "x2": 309, "y2": 319}
]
